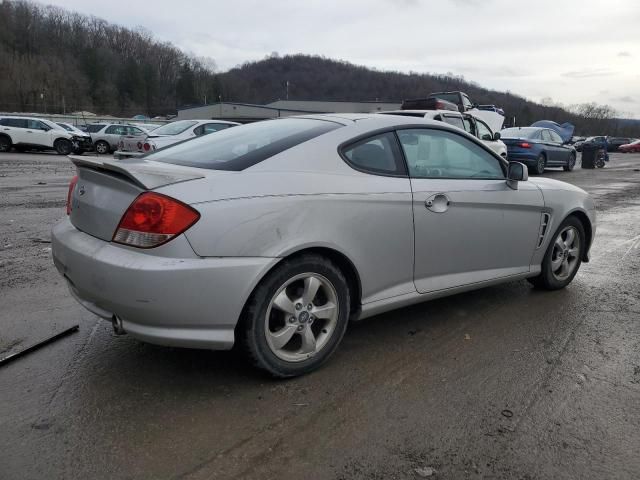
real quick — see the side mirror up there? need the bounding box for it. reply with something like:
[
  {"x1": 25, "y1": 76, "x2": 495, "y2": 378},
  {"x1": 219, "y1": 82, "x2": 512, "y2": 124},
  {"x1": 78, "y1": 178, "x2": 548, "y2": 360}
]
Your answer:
[
  {"x1": 506, "y1": 161, "x2": 528, "y2": 190},
  {"x1": 493, "y1": 132, "x2": 501, "y2": 140}
]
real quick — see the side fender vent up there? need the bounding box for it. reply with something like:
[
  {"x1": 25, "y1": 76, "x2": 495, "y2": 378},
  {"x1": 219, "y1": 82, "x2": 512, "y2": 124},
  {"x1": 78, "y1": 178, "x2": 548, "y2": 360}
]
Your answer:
[{"x1": 537, "y1": 213, "x2": 551, "y2": 248}]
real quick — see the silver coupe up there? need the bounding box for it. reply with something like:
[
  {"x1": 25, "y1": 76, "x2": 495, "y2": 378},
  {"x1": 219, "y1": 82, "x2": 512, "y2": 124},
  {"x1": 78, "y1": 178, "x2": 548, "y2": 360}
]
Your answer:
[{"x1": 52, "y1": 114, "x2": 596, "y2": 377}]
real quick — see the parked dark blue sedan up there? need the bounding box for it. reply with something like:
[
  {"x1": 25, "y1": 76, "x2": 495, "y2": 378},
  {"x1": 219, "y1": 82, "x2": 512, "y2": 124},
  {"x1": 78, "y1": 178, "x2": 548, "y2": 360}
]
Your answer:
[{"x1": 501, "y1": 127, "x2": 577, "y2": 175}]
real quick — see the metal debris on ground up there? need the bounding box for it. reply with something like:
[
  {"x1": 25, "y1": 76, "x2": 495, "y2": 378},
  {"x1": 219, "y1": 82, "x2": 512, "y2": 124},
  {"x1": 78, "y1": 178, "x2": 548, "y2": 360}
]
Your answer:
[{"x1": 0, "y1": 325, "x2": 79, "y2": 367}]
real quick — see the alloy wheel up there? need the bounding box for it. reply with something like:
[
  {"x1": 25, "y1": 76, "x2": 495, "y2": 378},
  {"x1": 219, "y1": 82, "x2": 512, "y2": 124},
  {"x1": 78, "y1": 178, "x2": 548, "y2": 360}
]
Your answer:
[
  {"x1": 264, "y1": 273, "x2": 339, "y2": 362},
  {"x1": 96, "y1": 142, "x2": 108, "y2": 154},
  {"x1": 550, "y1": 226, "x2": 581, "y2": 281}
]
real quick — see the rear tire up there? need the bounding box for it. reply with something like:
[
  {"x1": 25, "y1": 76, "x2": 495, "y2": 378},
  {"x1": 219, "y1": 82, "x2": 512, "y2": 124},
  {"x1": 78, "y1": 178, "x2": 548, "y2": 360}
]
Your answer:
[
  {"x1": 563, "y1": 153, "x2": 576, "y2": 171},
  {"x1": 238, "y1": 254, "x2": 350, "y2": 378},
  {"x1": 95, "y1": 140, "x2": 110, "y2": 155},
  {"x1": 0, "y1": 135, "x2": 11, "y2": 152},
  {"x1": 528, "y1": 216, "x2": 585, "y2": 290},
  {"x1": 530, "y1": 153, "x2": 546, "y2": 175},
  {"x1": 54, "y1": 139, "x2": 72, "y2": 155}
]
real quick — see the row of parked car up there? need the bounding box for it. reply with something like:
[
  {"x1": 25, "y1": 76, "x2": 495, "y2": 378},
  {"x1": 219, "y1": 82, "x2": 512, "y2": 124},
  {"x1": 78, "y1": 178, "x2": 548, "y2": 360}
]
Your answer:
[
  {"x1": 572, "y1": 136, "x2": 640, "y2": 153},
  {"x1": 0, "y1": 114, "x2": 241, "y2": 157}
]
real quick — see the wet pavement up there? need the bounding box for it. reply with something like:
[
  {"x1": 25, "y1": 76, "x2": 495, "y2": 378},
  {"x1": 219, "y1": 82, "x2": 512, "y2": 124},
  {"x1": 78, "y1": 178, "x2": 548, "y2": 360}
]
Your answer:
[{"x1": 1, "y1": 151, "x2": 639, "y2": 479}]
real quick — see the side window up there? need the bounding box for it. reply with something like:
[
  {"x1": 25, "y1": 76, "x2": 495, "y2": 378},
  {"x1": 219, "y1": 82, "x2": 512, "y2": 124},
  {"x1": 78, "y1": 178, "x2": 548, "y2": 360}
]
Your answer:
[
  {"x1": 193, "y1": 125, "x2": 205, "y2": 136},
  {"x1": 397, "y1": 128, "x2": 504, "y2": 179},
  {"x1": 462, "y1": 117, "x2": 475, "y2": 136},
  {"x1": 549, "y1": 131, "x2": 563, "y2": 143},
  {"x1": 475, "y1": 120, "x2": 493, "y2": 141},
  {"x1": 342, "y1": 132, "x2": 405, "y2": 176},
  {"x1": 129, "y1": 127, "x2": 144, "y2": 135},
  {"x1": 441, "y1": 115, "x2": 465, "y2": 130},
  {"x1": 541, "y1": 130, "x2": 552, "y2": 142},
  {"x1": 105, "y1": 125, "x2": 120, "y2": 134},
  {"x1": 203, "y1": 123, "x2": 229, "y2": 134},
  {"x1": 462, "y1": 94, "x2": 473, "y2": 109},
  {"x1": 7, "y1": 119, "x2": 28, "y2": 128}
]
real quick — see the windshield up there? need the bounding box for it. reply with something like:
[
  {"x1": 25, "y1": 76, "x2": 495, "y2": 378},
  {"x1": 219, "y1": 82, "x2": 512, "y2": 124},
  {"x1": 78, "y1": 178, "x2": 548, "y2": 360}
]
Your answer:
[
  {"x1": 148, "y1": 118, "x2": 341, "y2": 171},
  {"x1": 501, "y1": 127, "x2": 540, "y2": 139},
  {"x1": 152, "y1": 120, "x2": 198, "y2": 136},
  {"x1": 57, "y1": 123, "x2": 75, "y2": 132}
]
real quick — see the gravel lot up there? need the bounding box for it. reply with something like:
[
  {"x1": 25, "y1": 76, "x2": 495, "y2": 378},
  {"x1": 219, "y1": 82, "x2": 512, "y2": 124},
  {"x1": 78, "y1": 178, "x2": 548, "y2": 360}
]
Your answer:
[{"x1": 1, "y1": 151, "x2": 639, "y2": 479}]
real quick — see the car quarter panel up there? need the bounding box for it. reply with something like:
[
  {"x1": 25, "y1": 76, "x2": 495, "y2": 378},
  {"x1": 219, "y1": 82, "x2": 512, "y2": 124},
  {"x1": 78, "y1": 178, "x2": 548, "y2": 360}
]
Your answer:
[{"x1": 183, "y1": 178, "x2": 416, "y2": 305}]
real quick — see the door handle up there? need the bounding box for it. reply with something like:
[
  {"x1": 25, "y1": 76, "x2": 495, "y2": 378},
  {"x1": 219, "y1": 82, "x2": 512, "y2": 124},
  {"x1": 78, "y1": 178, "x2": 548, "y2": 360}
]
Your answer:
[{"x1": 425, "y1": 193, "x2": 451, "y2": 213}]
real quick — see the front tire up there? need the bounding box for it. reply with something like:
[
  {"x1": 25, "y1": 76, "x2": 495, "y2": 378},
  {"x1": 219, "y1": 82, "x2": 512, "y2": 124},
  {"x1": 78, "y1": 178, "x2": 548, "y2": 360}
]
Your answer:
[
  {"x1": 54, "y1": 139, "x2": 72, "y2": 155},
  {"x1": 563, "y1": 153, "x2": 576, "y2": 171},
  {"x1": 528, "y1": 216, "x2": 585, "y2": 290},
  {"x1": 239, "y1": 254, "x2": 350, "y2": 378}
]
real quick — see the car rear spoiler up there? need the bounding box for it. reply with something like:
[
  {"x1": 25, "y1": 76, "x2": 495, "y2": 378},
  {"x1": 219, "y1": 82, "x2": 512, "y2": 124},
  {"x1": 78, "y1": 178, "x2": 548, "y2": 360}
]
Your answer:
[{"x1": 68, "y1": 155, "x2": 205, "y2": 190}]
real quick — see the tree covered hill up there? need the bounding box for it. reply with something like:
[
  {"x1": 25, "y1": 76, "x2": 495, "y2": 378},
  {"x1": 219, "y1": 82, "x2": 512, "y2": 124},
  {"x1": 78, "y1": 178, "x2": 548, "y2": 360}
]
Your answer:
[{"x1": 0, "y1": 0, "x2": 635, "y2": 136}]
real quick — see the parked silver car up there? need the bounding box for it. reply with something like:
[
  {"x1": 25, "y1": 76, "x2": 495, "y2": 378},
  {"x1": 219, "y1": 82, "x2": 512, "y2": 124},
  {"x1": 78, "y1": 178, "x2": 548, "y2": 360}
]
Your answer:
[
  {"x1": 87, "y1": 123, "x2": 148, "y2": 154},
  {"x1": 52, "y1": 114, "x2": 596, "y2": 377}
]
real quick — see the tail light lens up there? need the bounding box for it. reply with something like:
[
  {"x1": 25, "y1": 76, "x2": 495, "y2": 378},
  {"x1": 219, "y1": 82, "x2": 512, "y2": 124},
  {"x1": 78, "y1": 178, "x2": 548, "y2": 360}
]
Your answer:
[
  {"x1": 112, "y1": 192, "x2": 200, "y2": 248},
  {"x1": 66, "y1": 175, "x2": 78, "y2": 215},
  {"x1": 519, "y1": 142, "x2": 531, "y2": 148},
  {"x1": 143, "y1": 142, "x2": 151, "y2": 152}
]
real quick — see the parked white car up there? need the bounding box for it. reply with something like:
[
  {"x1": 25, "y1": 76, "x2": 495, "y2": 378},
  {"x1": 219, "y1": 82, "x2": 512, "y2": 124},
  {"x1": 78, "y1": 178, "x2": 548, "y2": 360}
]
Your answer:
[
  {"x1": 114, "y1": 119, "x2": 240, "y2": 159},
  {"x1": 0, "y1": 116, "x2": 92, "y2": 154},
  {"x1": 146, "y1": 119, "x2": 240, "y2": 150},
  {"x1": 379, "y1": 110, "x2": 508, "y2": 158}
]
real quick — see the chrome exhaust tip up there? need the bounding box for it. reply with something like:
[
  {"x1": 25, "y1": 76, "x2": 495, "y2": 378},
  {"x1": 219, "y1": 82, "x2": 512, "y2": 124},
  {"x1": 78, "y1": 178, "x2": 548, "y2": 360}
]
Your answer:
[{"x1": 111, "y1": 315, "x2": 126, "y2": 336}]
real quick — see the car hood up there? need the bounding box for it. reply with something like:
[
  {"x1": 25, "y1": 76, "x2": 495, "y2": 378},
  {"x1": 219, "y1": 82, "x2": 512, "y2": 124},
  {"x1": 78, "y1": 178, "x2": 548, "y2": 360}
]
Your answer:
[
  {"x1": 528, "y1": 177, "x2": 587, "y2": 195},
  {"x1": 530, "y1": 121, "x2": 575, "y2": 143}
]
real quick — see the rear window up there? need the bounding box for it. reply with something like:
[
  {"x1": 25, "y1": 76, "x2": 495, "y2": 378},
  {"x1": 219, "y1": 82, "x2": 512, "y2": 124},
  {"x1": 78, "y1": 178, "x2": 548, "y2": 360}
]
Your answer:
[
  {"x1": 501, "y1": 127, "x2": 540, "y2": 139},
  {"x1": 85, "y1": 124, "x2": 106, "y2": 133},
  {"x1": 152, "y1": 120, "x2": 198, "y2": 136},
  {"x1": 148, "y1": 118, "x2": 341, "y2": 171}
]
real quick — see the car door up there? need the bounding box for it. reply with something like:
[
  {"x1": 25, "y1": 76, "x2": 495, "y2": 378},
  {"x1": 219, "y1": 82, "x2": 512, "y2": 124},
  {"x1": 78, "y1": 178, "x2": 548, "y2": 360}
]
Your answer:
[
  {"x1": 104, "y1": 125, "x2": 126, "y2": 148},
  {"x1": 396, "y1": 127, "x2": 544, "y2": 293},
  {"x1": 548, "y1": 130, "x2": 570, "y2": 163},
  {"x1": 3, "y1": 118, "x2": 29, "y2": 144},
  {"x1": 540, "y1": 129, "x2": 561, "y2": 164},
  {"x1": 26, "y1": 119, "x2": 52, "y2": 147}
]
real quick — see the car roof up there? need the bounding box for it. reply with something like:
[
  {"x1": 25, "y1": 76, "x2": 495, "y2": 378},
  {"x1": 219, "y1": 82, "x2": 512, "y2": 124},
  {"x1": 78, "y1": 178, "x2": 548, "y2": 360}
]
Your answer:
[{"x1": 294, "y1": 112, "x2": 451, "y2": 128}]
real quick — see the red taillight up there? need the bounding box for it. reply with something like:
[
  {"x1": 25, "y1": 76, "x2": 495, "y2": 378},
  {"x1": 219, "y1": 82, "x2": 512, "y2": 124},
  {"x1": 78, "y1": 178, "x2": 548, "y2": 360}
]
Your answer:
[
  {"x1": 519, "y1": 142, "x2": 531, "y2": 148},
  {"x1": 143, "y1": 142, "x2": 151, "y2": 151},
  {"x1": 66, "y1": 175, "x2": 78, "y2": 215},
  {"x1": 112, "y1": 192, "x2": 200, "y2": 248}
]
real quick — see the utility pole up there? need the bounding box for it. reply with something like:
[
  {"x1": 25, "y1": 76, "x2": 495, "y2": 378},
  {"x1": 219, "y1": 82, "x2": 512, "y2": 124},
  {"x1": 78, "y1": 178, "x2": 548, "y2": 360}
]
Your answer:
[{"x1": 285, "y1": 80, "x2": 289, "y2": 100}]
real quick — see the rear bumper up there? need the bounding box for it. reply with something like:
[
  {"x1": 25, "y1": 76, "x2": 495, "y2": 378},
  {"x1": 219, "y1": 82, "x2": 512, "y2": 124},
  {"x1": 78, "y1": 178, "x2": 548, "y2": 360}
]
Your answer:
[{"x1": 51, "y1": 218, "x2": 278, "y2": 349}]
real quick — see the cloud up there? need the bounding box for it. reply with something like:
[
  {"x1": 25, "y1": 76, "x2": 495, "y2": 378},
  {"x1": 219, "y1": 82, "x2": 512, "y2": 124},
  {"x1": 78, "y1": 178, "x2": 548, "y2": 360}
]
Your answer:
[
  {"x1": 611, "y1": 96, "x2": 636, "y2": 103},
  {"x1": 617, "y1": 51, "x2": 631, "y2": 57},
  {"x1": 561, "y1": 68, "x2": 615, "y2": 78}
]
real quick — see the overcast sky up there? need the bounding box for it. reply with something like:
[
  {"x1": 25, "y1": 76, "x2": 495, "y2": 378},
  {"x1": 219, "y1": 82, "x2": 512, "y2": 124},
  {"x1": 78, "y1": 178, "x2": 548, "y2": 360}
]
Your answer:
[{"x1": 45, "y1": 0, "x2": 640, "y2": 117}]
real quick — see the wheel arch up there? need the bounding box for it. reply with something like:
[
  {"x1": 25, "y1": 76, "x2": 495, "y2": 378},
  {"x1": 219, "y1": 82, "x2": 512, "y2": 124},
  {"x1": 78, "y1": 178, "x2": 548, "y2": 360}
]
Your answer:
[
  {"x1": 244, "y1": 245, "x2": 363, "y2": 321},
  {"x1": 0, "y1": 133, "x2": 13, "y2": 146},
  {"x1": 566, "y1": 209, "x2": 593, "y2": 262}
]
